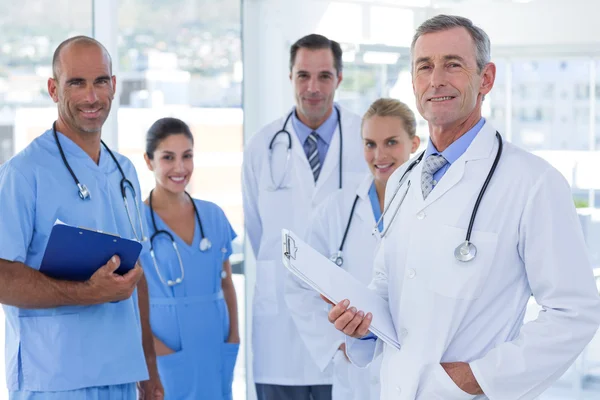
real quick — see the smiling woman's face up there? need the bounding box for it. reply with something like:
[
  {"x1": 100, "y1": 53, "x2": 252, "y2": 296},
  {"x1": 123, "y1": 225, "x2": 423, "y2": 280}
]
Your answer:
[
  {"x1": 146, "y1": 133, "x2": 194, "y2": 194},
  {"x1": 362, "y1": 115, "x2": 419, "y2": 186}
]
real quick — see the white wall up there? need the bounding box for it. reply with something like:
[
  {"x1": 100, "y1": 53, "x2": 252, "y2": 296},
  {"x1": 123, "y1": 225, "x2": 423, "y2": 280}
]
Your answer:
[{"x1": 431, "y1": 0, "x2": 600, "y2": 56}]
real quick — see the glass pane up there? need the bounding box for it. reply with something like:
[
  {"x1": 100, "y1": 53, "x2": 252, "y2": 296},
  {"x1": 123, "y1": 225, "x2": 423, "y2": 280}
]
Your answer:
[
  {"x1": 0, "y1": 1, "x2": 93, "y2": 161},
  {"x1": 511, "y1": 59, "x2": 590, "y2": 151},
  {"x1": 337, "y1": 46, "x2": 412, "y2": 117},
  {"x1": 483, "y1": 59, "x2": 507, "y2": 135}
]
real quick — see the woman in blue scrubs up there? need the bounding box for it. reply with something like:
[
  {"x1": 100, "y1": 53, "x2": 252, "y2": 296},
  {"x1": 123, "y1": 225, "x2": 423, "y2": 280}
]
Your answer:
[{"x1": 140, "y1": 117, "x2": 240, "y2": 399}]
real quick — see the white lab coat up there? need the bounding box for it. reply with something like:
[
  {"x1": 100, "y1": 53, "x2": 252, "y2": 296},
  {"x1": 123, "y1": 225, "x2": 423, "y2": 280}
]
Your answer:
[
  {"x1": 346, "y1": 121, "x2": 600, "y2": 400},
  {"x1": 285, "y1": 173, "x2": 382, "y2": 400},
  {"x1": 243, "y1": 105, "x2": 368, "y2": 385}
]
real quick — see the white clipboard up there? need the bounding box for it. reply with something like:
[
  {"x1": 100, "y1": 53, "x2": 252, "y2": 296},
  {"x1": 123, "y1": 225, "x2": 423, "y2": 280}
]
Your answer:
[{"x1": 282, "y1": 229, "x2": 401, "y2": 350}]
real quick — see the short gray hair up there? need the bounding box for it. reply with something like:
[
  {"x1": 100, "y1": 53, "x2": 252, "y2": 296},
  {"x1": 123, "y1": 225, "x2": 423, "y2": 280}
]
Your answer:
[{"x1": 411, "y1": 15, "x2": 491, "y2": 73}]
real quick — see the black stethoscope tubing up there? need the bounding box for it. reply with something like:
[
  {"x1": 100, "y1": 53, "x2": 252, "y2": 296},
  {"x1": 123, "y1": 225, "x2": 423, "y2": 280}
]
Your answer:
[
  {"x1": 148, "y1": 189, "x2": 208, "y2": 246},
  {"x1": 269, "y1": 106, "x2": 343, "y2": 189},
  {"x1": 381, "y1": 131, "x2": 503, "y2": 259}
]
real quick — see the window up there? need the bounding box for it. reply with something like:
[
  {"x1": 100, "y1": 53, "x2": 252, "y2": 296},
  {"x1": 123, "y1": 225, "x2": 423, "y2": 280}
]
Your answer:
[
  {"x1": 0, "y1": 1, "x2": 93, "y2": 160},
  {"x1": 511, "y1": 59, "x2": 590, "y2": 151}
]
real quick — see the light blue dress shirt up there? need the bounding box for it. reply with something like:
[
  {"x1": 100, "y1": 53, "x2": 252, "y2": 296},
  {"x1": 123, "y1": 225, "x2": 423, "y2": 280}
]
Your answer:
[
  {"x1": 423, "y1": 118, "x2": 486, "y2": 187},
  {"x1": 368, "y1": 181, "x2": 383, "y2": 233},
  {"x1": 291, "y1": 105, "x2": 339, "y2": 168}
]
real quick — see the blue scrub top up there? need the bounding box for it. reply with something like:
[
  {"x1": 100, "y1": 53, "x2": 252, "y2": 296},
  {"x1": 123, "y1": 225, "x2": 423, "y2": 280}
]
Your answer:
[
  {"x1": 368, "y1": 181, "x2": 383, "y2": 232},
  {"x1": 0, "y1": 129, "x2": 148, "y2": 392},
  {"x1": 141, "y1": 199, "x2": 236, "y2": 300}
]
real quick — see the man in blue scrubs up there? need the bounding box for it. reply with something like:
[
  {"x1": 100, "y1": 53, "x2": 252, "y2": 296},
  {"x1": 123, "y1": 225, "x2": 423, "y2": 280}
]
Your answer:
[{"x1": 0, "y1": 36, "x2": 163, "y2": 399}]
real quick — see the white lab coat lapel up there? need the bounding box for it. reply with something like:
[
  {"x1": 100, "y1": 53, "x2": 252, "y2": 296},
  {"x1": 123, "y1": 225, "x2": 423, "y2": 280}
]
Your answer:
[
  {"x1": 416, "y1": 122, "x2": 498, "y2": 210},
  {"x1": 315, "y1": 119, "x2": 341, "y2": 194},
  {"x1": 286, "y1": 118, "x2": 317, "y2": 194},
  {"x1": 354, "y1": 174, "x2": 375, "y2": 226}
]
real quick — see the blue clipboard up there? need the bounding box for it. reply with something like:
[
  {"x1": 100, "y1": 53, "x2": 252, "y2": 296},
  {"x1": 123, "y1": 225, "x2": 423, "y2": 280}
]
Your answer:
[{"x1": 39, "y1": 224, "x2": 143, "y2": 281}]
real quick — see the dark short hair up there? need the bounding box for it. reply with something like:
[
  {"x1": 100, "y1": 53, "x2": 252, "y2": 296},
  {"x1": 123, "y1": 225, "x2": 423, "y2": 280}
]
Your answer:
[
  {"x1": 289, "y1": 34, "x2": 343, "y2": 75},
  {"x1": 146, "y1": 118, "x2": 194, "y2": 159},
  {"x1": 52, "y1": 36, "x2": 113, "y2": 80}
]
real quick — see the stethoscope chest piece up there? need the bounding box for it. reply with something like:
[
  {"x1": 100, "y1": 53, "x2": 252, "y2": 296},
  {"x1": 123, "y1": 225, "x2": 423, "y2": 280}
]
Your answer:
[
  {"x1": 77, "y1": 183, "x2": 91, "y2": 200},
  {"x1": 454, "y1": 241, "x2": 477, "y2": 262},
  {"x1": 199, "y1": 237, "x2": 212, "y2": 252},
  {"x1": 330, "y1": 251, "x2": 344, "y2": 267}
]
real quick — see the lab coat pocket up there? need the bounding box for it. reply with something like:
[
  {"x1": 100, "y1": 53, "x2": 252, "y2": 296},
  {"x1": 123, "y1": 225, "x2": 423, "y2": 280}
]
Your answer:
[
  {"x1": 253, "y1": 260, "x2": 279, "y2": 316},
  {"x1": 417, "y1": 363, "x2": 475, "y2": 400},
  {"x1": 221, "y1": 342, "x2": 239, "y2": 399},
  {"x1": 19, "y1": 313, "x2": 83, "y2": 391},
  {"x1": 150, "y1": 303, "x2": 182, "y2": 352},
  {"x1": 332, "y1": 350, "x2": 353, "y2": 399},
  {"x1": 157, "y1": 350, "x2": 191, "y2": 400},
  {"x1": 424, "y1": 225, "x2": 498, "y2": 300}
]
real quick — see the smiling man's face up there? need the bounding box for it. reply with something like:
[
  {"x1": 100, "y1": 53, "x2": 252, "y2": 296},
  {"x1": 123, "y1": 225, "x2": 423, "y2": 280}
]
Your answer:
[{"x1": 412, "y1": 27, "x2": 494, "y2": 129}]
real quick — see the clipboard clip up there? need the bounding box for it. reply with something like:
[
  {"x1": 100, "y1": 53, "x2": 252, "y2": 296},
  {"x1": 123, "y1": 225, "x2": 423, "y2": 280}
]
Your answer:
[
  {"x1": 283, "y1": 234, "x2": 298, "y2": 260},
  {"x1": 77, "y1": 226, "x2": 121, "y2": 238}
]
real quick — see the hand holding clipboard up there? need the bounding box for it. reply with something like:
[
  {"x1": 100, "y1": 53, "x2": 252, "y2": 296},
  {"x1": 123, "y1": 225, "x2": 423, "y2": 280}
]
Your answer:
[{"x1": 39, "y1": 221, "x2": 144, "y2": 304}]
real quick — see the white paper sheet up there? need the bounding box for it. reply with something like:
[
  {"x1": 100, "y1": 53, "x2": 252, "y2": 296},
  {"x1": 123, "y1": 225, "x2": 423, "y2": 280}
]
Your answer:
[{"x1": 282, "y1": 229, "x2": 400, "y2": 349}]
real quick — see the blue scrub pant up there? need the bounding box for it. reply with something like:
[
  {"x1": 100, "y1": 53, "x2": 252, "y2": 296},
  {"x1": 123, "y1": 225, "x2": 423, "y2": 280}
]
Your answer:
[
  {"x1": 10, "y1": 383, "x2": 136, "y2": 400},
  {"x1": 255, "y1": 384, "x2": 332, "y2": 400}
]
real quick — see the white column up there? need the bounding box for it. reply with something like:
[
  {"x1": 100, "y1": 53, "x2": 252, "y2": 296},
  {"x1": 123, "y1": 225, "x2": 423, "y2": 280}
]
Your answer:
[{"x1": 93, "y1": 0, "x2": 120, "y2": 150}]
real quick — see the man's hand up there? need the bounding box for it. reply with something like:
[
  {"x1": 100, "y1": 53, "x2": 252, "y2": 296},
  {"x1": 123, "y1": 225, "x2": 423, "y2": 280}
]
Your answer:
[
  {"x1": 324, "y1": 296, "x2": 372, "y2": 338},
  {"x1": 83, "y1": 255, "x2": 144, "y2": 304},
  {"x1": 137, "y1": 376, "x2": 164, "y2": 400},
  {"x1": 138, "y1": 359, "x2": 164, "y2": 400},
  {"x1": 227, "y1": 333, "x2": 241, "y2": 344},
  {"x1": 441, "y1": 362, "x2": 483, "y2": 395}
]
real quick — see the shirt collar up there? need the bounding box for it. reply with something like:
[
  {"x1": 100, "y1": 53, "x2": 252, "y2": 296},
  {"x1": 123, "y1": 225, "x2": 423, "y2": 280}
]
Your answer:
[
  {"x1": 424, "y1": 117, "x2": 486, "y2": 164},
  {"x1": 42, "y1": 128, "x2": 113, "y2": 173},
  {"x1": 291, "y1": 105, "x2": 339, "y2": 145}
]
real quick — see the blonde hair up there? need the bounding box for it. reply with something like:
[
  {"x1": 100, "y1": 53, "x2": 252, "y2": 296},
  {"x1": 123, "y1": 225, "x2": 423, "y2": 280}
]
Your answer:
[{"x1": 361, "y1": 98, "x2": 417, "y2": 139}]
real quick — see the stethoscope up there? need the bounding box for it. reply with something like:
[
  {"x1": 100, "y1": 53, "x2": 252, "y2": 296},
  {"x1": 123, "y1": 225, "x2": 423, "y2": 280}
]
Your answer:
[
  {"x1": 330, "y1": 195, "x2": 360, "y2": 267},
  {"x1": 148, "y1": 190, "x2": 212, "y2": 286},
  {"x1": 268, "y1": 106, "x2": 343, "y2": 190},
  {"x1": 374, "y1": 132, "x2": 503, "y2": 262},
  {"x1": 52, "y1": 121, "x2": 147, "y2": 242}
]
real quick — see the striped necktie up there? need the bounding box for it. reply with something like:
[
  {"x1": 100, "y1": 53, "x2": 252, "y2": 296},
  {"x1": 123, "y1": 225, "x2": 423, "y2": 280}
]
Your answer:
[
  {"x1": 304, "y1": 132, "x2": 321, "y2": 182},
  {"x1": 421, "y1": 154, "x2": 448, "y2": 199}
]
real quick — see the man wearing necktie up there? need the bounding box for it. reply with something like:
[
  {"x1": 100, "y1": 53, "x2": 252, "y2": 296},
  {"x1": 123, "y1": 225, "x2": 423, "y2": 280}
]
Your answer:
[
  {"x1": 242, "y1": 34, "x2": 366, "y2": 400},
  {"x1": 325, "y1": 14, "x2": 600, "y2": 400}
]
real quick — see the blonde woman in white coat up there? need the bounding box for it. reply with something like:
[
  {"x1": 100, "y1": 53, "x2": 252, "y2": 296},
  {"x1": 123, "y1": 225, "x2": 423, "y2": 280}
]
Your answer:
[{"x1": 285, "y1": 98, "x2": 420, "y2": 400}]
